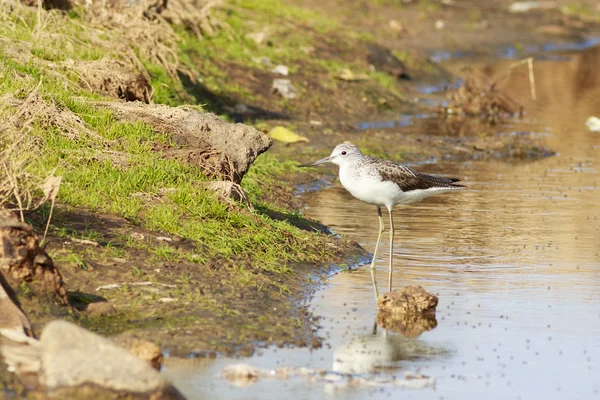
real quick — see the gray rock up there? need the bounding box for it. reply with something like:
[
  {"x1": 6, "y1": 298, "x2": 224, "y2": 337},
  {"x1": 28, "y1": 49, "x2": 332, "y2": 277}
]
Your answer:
[
  {"x1": 272, "y1": 79, "x2": 298, "y2": 99},
  {"x1": 40, "y1": 320, "x2": 176, "y2": 395}
]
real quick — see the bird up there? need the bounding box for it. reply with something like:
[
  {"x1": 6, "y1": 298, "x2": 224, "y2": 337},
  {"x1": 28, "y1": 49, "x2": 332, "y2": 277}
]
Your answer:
[{"x1": 300, "y1": 143, "x2": 464, "y2": 297}]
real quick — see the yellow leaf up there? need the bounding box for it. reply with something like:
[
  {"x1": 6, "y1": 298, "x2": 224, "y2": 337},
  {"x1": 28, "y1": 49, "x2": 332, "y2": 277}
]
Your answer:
[{"x1": 268, "y1": 126, "x2": 310, "y2": 144}]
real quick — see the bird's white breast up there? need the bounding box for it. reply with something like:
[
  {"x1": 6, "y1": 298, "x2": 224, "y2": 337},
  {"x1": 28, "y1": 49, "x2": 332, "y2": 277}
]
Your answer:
[
  {"x1": 339, "y1": 165, "x2": 402, "y2": 208},
  {"x1": 339, "y1": 164, "x2": 457, "y2": 208}
]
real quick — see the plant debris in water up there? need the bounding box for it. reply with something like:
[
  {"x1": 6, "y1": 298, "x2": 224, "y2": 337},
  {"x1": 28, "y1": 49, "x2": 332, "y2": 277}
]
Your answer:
[{"x1": 442, "y1": 66, "x2": 524, "y2": 122}]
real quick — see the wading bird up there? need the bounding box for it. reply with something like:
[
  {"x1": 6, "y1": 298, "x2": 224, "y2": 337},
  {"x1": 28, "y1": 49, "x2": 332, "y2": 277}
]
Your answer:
[{"x1": 300, "y1": 143, "x2": 463, "y2": 297}]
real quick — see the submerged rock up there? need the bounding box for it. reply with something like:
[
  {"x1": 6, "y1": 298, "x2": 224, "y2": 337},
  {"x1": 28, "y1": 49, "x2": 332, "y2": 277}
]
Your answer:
[{"x1": 377, "y1": 286, "x2": 438, "y2": 315}]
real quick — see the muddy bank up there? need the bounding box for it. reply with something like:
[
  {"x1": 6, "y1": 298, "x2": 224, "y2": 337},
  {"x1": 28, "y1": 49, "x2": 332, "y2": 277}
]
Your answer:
[{"x1": 20, "y1": 207, "x2": 362, "y2": 357}]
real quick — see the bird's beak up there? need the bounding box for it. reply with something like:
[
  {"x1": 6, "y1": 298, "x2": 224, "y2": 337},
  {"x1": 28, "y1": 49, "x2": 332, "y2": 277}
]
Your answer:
[{"x1": 299, "y1": 156, "x2": 331, "y2": 167}]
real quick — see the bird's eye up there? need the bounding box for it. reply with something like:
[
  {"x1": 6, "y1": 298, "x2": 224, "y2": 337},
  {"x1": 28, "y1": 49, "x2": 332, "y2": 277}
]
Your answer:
[{"x1": 341, "y1": 151, "x2": 347, "y2": 156}]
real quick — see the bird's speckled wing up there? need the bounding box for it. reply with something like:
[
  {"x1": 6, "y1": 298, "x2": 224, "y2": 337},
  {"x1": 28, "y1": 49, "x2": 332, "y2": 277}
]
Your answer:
[{"x1": 369, "y1": 158, "x2": 463, "y2": 192}]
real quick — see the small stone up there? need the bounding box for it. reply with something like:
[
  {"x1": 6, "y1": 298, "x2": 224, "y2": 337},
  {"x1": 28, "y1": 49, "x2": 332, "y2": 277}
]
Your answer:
[
  {"x1": 388, "y1": 19, "x2": 404, "y2": 35},
  {"x1": 222, "y1": 364, "x2": 262, "y2": 387},
  {"x1": 377, "y1": 286, "x2": 438, "y2": 315},
  {"x1": 272, "y1": 79, "x2": 298, "y2": 99},
  {"x1": 271, "y1": 65, "x2": 289, "y2": 76},
  {"x1": 86, "y1": 301, "x2": 116, "y2": 317},
  {"x1": 113, "y1": 335, "x2": 163, "y2": 370}
]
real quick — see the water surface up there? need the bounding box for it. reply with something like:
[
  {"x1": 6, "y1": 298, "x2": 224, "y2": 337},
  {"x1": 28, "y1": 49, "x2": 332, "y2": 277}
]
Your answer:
[{"x1": 164, "y1": 45, "x2": 600, "y2": 400}]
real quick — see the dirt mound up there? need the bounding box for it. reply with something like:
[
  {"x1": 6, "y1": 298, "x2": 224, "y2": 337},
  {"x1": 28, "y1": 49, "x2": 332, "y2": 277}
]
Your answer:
[
  {"x1": 377, "y1": 286, "x2": 438, "y2": 315},
  {"x1": 101, "y1": 101, "x2": 272, "y2": 182},
  {"x1": 76, "y1": 58, "x2": 152, "y2": 103},
  {"x1": 0, "y1": 210, "x2": 69, "y2": 306}
]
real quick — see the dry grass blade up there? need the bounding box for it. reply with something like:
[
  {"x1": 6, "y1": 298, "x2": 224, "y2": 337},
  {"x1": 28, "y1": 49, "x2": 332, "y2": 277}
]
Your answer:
[
  {"x1": 39, "y1": 175, "x2": 62, "y2": 243},
  {"x1": 0, "y1": 89, "x2": 65, "y2": 227}
]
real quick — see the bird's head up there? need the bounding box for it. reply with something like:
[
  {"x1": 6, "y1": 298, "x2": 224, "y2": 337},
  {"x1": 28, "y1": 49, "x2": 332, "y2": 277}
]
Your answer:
[{"x1": 299, "y1": 142, "x2": 363, "y2": 167}]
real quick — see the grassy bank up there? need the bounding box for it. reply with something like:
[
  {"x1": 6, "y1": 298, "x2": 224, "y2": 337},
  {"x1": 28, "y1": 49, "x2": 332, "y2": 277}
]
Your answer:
[{"x1": 0, "y1": 2, "x2": 364, "y2": 353}]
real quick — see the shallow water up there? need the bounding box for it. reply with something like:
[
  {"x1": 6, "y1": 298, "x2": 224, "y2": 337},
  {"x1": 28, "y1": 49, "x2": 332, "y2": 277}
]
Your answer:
[{"x1": 164, "y1": 45, "x2": 600, "y2": 399}]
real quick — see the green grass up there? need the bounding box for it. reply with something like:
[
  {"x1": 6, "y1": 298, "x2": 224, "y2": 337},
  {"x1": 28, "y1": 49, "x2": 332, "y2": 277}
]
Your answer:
[{"x1": 0, "y1": 4, "x2": 334, "y2": 277}]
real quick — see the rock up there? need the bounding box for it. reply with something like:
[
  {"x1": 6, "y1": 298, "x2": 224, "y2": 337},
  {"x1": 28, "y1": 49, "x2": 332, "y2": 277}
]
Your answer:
[
  {"x1": 75, "y1": 58, "x2": 152, "y2": 103},
  {"x1": 377, "y1": 286, "x2": 438, "y2": 315},
  {"x1": 113, "y1": 335, "x2": 163, "y2": 370},
  {"x1": 271, "y1": 65, "x2": 289, "y2": 76},
  {"x1": 100, "y1": 102, "x2": 272, "y2": 183},
  {"x1": 221, "y1": 363, "x2": 262, "y2": 387},
  {"x1": 86, "y1": 301, "x2": 116, "y2": 317},
  {"x1": 366, "y1": 44, "x2": 410, "y2": 80},
  {"x1": 388, "y1": 19, "x2": 404, "y2": 35},
  {"x1": 376, "y1": 311, "x2": 438, "y2": 338},
  {"x1": 272, "y1": 79, "x2": 298, "y2": 99},
  {"x1": 0, "y1": 211, "x2": 70, "y2": 306},
  {"x1": 40, "y1": 320, "x2": 184, "y2": 398},
  {"x1": 434, "y1": 19, "x2": 445, "y2": 30}
]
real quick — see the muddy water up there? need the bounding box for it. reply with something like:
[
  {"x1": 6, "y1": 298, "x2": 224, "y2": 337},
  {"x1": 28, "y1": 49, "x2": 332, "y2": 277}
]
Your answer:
[{"x1": 164, "y1": 46, "x2": 600, "y2": 399}]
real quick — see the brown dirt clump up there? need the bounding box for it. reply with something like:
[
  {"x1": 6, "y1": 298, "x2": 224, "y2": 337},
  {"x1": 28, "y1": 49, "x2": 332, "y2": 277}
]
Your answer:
[
  {"x1": 377, "y1": 285, "x2": 438, "y2": 315},
  {"x1": 0, "y1": 210, "x2": 70, "y2": 307},
  {"x1": 76, "y1": 58, "x2": 152, "y2": 103},
  {"x1": 101, "y1": 101, "x2": 272, "y2": 182}
]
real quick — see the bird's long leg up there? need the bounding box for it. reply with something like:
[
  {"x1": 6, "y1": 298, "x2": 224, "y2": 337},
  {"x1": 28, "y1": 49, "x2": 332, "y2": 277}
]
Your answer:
[
  {"x1": 388, "y1": 207, "x2": 395, "y2": 292},
  {"x1": 370, "y1": 206, "x2": 385, "y2": 300}
]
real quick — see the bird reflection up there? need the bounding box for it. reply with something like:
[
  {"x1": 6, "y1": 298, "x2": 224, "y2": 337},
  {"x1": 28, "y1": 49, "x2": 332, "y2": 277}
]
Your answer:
[{"x1": 332, "y1": 313, "x2": 442, "y2": 375}]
